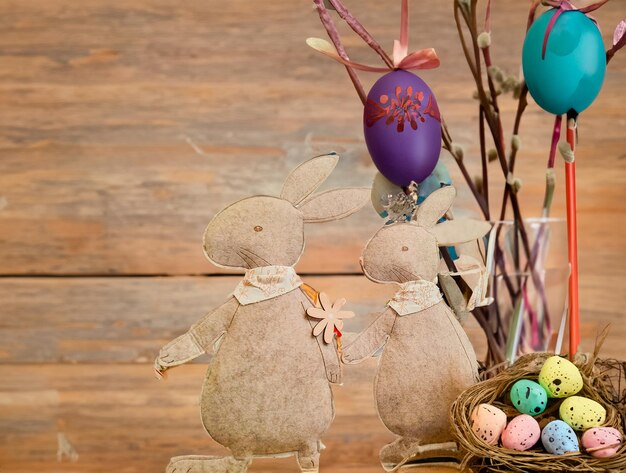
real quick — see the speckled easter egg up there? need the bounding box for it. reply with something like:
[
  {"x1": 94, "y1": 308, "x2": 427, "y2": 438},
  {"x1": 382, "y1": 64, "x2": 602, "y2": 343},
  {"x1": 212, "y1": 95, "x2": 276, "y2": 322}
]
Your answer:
[
  {"x1": 541, "y1": 420, "x2": 580, "y2": 455},
  {"x1": 582, "y1": 427, "x2": 623, "y2": 458},
  {"x1": 470, "y1": 404, "x2": 508, "y2": 445},
  {"x1": 501, "y1": 415, "x2": 541, "y2": 451},
  {"x1": 510, "y1": 379, "x2": 548, "y2": 416},
  {"x1": 364, "y1": 70, "x2": 442, "y2": 187},
  {"x1": 522, "y1": 9, "x2": 606, "y2": 115},
  {"x1": 559, "y1": 396, "x2": 606, "y2": 431},
  {"x1": 538, "y1": 355, "x2": 583, "y2": 398}
]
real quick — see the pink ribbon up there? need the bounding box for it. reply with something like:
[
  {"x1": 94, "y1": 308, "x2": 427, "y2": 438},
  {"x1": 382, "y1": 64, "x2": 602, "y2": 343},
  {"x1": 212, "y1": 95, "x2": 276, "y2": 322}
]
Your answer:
[
  {"x1": 541, "y1": 0, "x2": 609, "y2": 59},
  {"x1": 308, "y1": 0, "x2": 440, "y2": 72}
]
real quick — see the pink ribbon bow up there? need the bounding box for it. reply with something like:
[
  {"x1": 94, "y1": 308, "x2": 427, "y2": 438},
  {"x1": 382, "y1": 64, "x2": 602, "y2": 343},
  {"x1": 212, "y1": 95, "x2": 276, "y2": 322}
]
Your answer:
[
  {"x1": 541, "y1": 0, "x2": 609, "y2": 59},
  {"x1": 307, "y1": 0, "x2": 440, "y2": 72}
]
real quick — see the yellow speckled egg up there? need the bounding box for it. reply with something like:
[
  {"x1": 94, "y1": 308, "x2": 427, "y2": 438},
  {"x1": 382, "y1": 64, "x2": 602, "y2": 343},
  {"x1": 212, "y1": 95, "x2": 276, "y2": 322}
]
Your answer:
[
  {"x1": 538, "y1": 356, "x2": 583, "y2": 398},
  {"x1": 559, "y1": 396, "x2": 606, "y2": 431}
]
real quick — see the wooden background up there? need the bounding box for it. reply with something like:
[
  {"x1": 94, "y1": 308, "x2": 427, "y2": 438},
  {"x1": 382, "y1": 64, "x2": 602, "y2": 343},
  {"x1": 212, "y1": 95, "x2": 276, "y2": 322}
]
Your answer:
[{"x1": 0, "y1": 0, "x2": 624, "y2": 472}]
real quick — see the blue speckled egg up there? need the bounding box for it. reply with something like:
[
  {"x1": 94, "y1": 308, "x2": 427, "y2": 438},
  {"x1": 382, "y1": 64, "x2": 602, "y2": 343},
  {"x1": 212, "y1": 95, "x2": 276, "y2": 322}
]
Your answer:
[
  {"x1": 522, "y1": 9, "x2": 606, "y2": 115},
  {"x1": 510, "y1": 379, "x2": 548, "y2": 416},
  {"x1": 542, "y1": 420, "x2": 580, "y2": 455}
]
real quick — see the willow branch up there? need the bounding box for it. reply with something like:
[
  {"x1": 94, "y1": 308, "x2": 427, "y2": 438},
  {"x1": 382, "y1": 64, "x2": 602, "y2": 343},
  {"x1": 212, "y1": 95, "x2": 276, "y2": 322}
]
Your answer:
[
  {"x1": 313, "y1": 0, "x2": 367, "y2": 104},
  {"x1": 327, "y1": 0, "x2": 395, "y2": 68}
]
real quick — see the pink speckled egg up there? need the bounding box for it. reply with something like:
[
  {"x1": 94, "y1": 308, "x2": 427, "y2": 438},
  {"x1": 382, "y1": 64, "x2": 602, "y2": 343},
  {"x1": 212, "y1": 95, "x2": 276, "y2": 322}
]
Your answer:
[
  {"x1": 470, "y1": 404, "x2": 507, "y2": 445},
  {"x1": 582, "y1": 427, "x2": 623, "y2": 458},
  {"x1": 501, "y1": 415, "x2": 541, "y2": 451}
]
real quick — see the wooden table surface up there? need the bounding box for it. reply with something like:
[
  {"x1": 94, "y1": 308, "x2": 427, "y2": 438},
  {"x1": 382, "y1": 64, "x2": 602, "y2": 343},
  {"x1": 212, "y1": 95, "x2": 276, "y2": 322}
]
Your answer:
[{"x1": 0, "y1": 1, "x2": 624, "y2": 472}]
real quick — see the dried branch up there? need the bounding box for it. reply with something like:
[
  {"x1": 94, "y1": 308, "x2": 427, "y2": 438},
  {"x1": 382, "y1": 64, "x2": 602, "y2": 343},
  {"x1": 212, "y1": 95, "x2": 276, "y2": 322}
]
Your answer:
[{"x1": 313, "y1": 0, "x2": 367, "y2": 104}]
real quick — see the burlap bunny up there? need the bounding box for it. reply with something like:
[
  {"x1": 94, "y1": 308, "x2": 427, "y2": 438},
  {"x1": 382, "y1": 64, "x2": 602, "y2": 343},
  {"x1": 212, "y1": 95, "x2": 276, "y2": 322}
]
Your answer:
[
  {"x1": 154, "y1": 154, "x2": 369, "y2": 473},
  {"x1": 341, "y1": 186, "x2": 491, "y2": 470}
]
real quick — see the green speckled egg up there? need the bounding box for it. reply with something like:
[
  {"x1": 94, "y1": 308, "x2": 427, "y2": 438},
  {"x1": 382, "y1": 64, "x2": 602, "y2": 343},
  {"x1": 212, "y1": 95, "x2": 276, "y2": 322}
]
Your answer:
[
  {"x1": 559, "y1": 396, "x2": 606, "y2": 431},
  {"x1": 510, "y1": 379, "x2": 548, "y2": 416},
  {"x1": 538, "y1": 356, "x2": 583, "y2": 398}
]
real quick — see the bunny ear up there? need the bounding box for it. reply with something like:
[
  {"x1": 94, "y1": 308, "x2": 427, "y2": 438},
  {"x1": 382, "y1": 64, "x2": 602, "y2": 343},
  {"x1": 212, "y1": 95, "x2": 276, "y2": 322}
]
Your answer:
[
  {"x1": 299, "y1": 188, "x2": 370, "y2": 223},
  {"x1": 280, "y1": 153, "x2": 339, "y2": 205},
  {"x1": 432, "y1": 219, "x2": 492, "y2": 246},
  {"x1": 414, "y1": 186, "x2": 456, "y2": 227}
]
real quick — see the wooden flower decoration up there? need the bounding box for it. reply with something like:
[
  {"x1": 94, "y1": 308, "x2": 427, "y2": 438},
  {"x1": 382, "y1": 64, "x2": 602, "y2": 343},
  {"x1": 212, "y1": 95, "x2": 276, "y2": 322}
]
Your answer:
[{"x1": 307, "y1": 292, "x2": 355, "y2": 343}]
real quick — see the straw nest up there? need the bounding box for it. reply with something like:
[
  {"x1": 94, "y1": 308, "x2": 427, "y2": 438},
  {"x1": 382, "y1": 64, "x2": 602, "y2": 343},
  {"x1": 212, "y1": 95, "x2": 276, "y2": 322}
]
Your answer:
[{"x1": 450, "y1": 352, "x2": 626, "y2": 473}]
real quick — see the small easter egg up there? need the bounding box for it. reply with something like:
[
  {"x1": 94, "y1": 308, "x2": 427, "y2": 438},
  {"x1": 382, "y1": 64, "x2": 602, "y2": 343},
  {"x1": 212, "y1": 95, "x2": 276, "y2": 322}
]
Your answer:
[
  {"x1": 501, "y1": 415, "x2": 541, "y2": 451},
  {"x1": 538, "y1": 355, "x2": 583, "y2": 398},
  {"x1": 510, "y1": 379, "x2": 548, "y2": 416},
  {"x1": 541, "y1": 420, "x2": 580, "y2": 455},
  {"x1": 522, "y1": 9, "x2": 606, "y2": 115},
  {"x1": 559, "y1": 396, "x2": 606, "y2": 431},
  {"x1": 582, "y1": 427, "x2": 623, "y2": 458},
  {"x1": 470, "y1": 404, "x2": 507, "y2": 445},
  {"x1": 417, "y1": 160, "x2": 452, "y2": 203},
  {"x1": 364, "y1": 70, "x2": 442, "y2": 187},
  {"x1": 370, "y1": 172, "x2": 403, "y2": 217}
]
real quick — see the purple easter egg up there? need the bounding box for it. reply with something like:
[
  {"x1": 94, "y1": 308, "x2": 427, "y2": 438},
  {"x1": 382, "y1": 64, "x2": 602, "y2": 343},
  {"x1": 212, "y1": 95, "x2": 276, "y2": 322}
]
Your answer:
[{"x1": 363, "y1": 70, "x2": 442, "y2": 187}]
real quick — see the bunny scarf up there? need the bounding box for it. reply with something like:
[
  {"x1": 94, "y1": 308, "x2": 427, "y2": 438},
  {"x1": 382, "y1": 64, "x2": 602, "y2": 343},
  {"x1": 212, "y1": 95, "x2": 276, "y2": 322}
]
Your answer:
[
  {"x1": 232, "y1": 265, "x2": 303, "y2": 305},
  {"x1": 388, "y1": 280, "x2": 443, "y2": 316}
]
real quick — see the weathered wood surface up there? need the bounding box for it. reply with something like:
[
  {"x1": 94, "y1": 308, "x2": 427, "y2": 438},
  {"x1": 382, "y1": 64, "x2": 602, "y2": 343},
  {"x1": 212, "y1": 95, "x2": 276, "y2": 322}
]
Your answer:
[
  {"x1": 0, "y1": 363, "x2": 397, "y2": 473},
  {"x1": 2, "y1": 276, "x2": 624, "y2": 365},
  {"x1": 1, "y1": 0, "x2": 625, "y2": 472},
  {"x1": 0, "y1": 0, "x2": 624, "y2": 275},
  {"x1": 0, "y1": 276, "x2": 478, "y2": 364}
]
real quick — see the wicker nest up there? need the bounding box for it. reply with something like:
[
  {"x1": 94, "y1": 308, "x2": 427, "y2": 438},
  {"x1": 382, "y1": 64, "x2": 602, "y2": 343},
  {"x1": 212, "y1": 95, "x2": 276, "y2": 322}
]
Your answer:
[{"x1": 450, "y1": 352, "x2": 626, "y2": 472}]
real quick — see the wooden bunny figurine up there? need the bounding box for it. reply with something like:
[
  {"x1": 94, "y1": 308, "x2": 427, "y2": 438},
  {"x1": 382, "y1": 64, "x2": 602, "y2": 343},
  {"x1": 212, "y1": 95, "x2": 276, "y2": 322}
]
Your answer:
[
  {"x1": 154, "y1": 154, "x2": 369, "y2": 473},
  {"x1": 341, "y1": 186, "x2": 491, "y2": 470}
]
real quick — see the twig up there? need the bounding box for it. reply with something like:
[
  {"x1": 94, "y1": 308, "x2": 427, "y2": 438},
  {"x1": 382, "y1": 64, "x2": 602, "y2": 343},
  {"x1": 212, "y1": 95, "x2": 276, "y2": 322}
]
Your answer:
[
  {"x1": 327, "y1": 0, "x2": 395, "y2": 68},
  {"x1": 441, "y1": 121, "x2": 490, "y2": 218},
  {"x1": 479, "y1": 106, "x2": 490, "y2": 219},
  {"x1": 313, "y1": 0, "x2": 367, "y2": 104}
]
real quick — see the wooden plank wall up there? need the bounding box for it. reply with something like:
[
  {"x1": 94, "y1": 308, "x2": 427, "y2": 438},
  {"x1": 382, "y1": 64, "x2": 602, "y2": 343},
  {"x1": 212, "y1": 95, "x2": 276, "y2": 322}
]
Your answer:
[{"x1": 0, "y1": 1, "x2": 624, "y2": 472}]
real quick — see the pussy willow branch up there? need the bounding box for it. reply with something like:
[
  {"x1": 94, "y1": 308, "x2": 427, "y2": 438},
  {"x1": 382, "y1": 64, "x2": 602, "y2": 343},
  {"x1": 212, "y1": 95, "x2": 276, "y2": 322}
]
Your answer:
[
  {"x1": 479, "y1": 106, "x2": 490, "y2": 218},
  {"x1": 327, "y1": 0, "x2": 395, "y2": 68},
  {"x1": 313, "y1": 0, "x2": 367, "y2": 104},
  {"x1": 454, "y1": 0, "x2": 557, "y2": 352}
]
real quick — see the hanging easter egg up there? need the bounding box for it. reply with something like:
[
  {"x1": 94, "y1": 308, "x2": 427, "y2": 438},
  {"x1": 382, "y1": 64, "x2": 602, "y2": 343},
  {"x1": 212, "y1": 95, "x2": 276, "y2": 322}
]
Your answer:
[
  {"x1": 538, "y1": 355, "x2": 583, "y2": 398},
  {"x1": 560, "y1": 396, "x2": 606, "y2": 431},
  {"x1": 510, "y1": 379, "x2": 548, "y2": 416},
  {"x1": 364, "y1": 70, "x2": 442, "y2": 187},
  {"x1": 417, "y1": 160, "x2": 452, "y2": 204},
  {"x1": 582, "y1": 427, "x2": 623, "y2": 458},
  {"x1": 541, "y1": 420, "x2": 580, "y2": 455},
  {"x1": 470, "y1": 404, "x2": 507, "y2": 445},
  {"x1": 501, "y1": 414, "x2": 541, "y2": 451},
  {"x1": 522, "y1": 8, "x2": 606, "y2": 116}
]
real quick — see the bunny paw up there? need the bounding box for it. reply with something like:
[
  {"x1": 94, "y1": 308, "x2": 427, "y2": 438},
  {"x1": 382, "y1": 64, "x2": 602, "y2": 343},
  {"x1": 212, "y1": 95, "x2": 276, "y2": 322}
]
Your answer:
[
  {"x1": 166, "y1": 455, "x2": 250, "y2": 473},
  {"x1": 296, "y1": 444, "x2": 320, "y2": 473}
]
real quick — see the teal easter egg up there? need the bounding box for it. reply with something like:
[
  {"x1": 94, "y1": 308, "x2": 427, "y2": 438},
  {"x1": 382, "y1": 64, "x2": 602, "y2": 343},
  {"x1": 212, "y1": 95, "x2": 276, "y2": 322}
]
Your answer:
[
  {"x1": 538, "y1": 355, "x2": 583, "y2": 398},
  {"x1": 522, "y1": 9, "x2": 606, "y2": 115},
  {"x1": 510, "y1": 379, "x2": 548, "y2": 416},
  {"x1": 560, "y1": 396, "x2": 606, "y2": 431}
]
